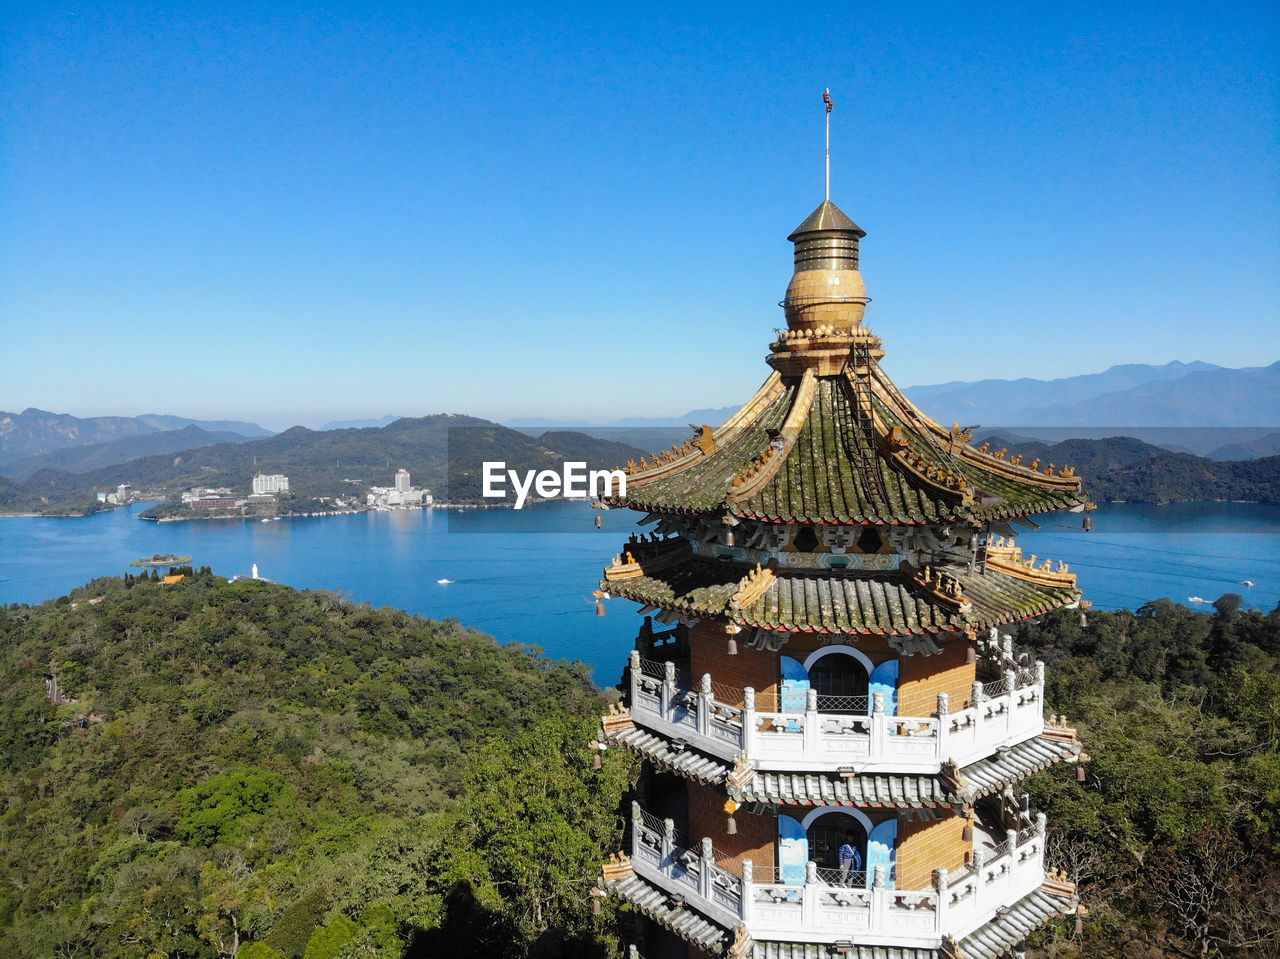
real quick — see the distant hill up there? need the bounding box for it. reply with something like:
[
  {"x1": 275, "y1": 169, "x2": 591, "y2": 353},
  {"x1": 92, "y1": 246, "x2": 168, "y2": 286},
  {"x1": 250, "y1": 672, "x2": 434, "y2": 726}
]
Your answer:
[
  {"x1": 507, "y1": 406, "x2": 741, "y2": 453},
  {"x1": 1029, "y1": 363, "x2": 1280, "y2": 427},
  {"x1": 0, "y1": 408, "x2": 272, "y2": 466},
  {"x1": 1208, "y1": 432, "x2": 1280, "y2": 461},
  {"x1": 906, "y1": 361, "x2": 1222, "y2": 417},
  {"x1": 904, "y1": 361, "x2": 1279, "y2": 432},
  {"x1": 133, "y1": 413, "x2": 272, "y2": 437},
  {"x1": 4, "y1": 414, "x2": 647, "y2": 515},
  {"x1": 319, "y1": 414, "x2": 402, "y2": 430},
  {"x1": 979, "y1": 433, "x2": 1280, "y2": 504},
  {"x1": 506, "y1": 405, "x2": 738, "y2": 430},
  {"x1": 0, "y1": 425, "x2": 258, "y2": 480}
]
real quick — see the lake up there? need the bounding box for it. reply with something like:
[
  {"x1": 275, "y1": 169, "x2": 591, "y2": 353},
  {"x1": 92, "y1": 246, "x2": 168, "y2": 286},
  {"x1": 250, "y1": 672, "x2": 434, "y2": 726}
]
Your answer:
[{"x1": 1, "y1": 501, "x2": 1277, "y2": 682}]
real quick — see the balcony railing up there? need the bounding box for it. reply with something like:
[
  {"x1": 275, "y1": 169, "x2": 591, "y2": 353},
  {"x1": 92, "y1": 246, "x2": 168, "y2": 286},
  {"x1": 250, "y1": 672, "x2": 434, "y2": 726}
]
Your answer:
[
  {"x1": 628, "y1": 651, "x2": 1045, "y2": 773},
  {"x1": 628, "y1": 802, "x2": 1048, "y2": 947}
]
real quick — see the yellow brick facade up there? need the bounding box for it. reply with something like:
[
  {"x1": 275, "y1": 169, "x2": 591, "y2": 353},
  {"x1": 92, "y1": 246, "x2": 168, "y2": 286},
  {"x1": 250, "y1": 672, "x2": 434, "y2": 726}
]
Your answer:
[
  {"x1": 897, "y1": 639, "x2": 975, "y2": 716},
  {"x1": 895, "y1": 811, "x2": 971, "y2": 890}
]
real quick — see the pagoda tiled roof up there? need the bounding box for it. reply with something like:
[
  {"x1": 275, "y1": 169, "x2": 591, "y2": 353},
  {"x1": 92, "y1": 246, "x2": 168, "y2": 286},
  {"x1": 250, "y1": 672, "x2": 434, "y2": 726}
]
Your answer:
[
  {"x1": 743, "y1": 769, "x2": 950, "y2": 808},
  {"x1": 602, "y1": 725, "x2": 1081, "y2": 808},
  {"x1": 601, "y1": 543, "x2": 1079, "y2": 635},
  {"x1": 738, "y1": 736, "x2": 1081, "y2": 807},
  {"x1": 610, "y1": 371, "x2": 1085, "y2": 525}
]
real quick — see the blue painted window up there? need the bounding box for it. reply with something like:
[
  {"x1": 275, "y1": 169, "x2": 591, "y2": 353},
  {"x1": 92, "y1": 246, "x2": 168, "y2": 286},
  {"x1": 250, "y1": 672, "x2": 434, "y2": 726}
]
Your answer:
[
  {"x1": 865, "y1": 818, "x2": 898, "y2": 889},
  {"x1": 869, "y1": 659, "x2": 899, "y2": 716}
]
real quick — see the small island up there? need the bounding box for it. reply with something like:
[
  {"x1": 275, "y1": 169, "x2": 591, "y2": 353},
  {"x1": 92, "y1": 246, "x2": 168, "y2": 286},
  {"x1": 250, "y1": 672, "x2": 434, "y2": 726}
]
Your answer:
[{"x1": 129, "y1": 553, "x2": 195, "y2": 567}]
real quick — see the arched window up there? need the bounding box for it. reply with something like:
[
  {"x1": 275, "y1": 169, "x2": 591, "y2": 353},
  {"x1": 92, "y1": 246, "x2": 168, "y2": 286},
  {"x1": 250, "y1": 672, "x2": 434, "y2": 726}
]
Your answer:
[
  {"x1": 806, "y1": 811, "x2": 868, "y2": 885},
  {"x1": 809, "y1": 652, "x2": 870, "y2": 712}
]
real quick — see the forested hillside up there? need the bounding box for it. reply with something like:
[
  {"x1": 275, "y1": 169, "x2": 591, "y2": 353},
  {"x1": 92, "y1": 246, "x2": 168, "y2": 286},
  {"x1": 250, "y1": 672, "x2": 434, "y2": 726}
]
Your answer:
[
  {"x1": 1018, "y1": 598, "x2": 1280, "y2": 958},
  {"x1": 0, "y1": 574, "x2": 636, "y2": 958},
  {"x1": 1, "y1": 578, "x2": 1276, "y2": 957}
]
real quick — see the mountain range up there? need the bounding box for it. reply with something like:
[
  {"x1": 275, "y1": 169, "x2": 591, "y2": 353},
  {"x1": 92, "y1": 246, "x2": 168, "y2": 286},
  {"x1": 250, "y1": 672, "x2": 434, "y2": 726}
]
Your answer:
[
  {"x1": 4, "y1": 359, "x2": 1277, "y2": 513},
  {"x1": 902, "y1": 361, "x2": 1280, "y2": 431},
  {"x1": 0, "y1": 415, "x2": 645, "y2": 515},
  {"x1": 0, "y1": 409, "x2": 272, "y2": 472},
  {"x1": 508, "y1": 361, "x2": 1279, "y2": 459}
]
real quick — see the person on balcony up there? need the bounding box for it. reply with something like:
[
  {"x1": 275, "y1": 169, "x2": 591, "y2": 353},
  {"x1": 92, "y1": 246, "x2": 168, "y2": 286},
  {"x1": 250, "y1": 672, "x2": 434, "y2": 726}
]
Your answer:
[{"x1": 838, "y1": 831, "x2": 862, "y2": 885}]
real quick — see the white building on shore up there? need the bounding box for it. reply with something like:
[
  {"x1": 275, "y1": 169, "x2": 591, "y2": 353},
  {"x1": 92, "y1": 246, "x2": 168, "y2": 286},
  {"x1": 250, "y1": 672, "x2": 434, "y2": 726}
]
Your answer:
[
  {"x1": 367, "y1": 469, "x2": 432, "y2": 509},
  {"x1": 252, "y1": 473, "x2": 290, "y2": 495}
]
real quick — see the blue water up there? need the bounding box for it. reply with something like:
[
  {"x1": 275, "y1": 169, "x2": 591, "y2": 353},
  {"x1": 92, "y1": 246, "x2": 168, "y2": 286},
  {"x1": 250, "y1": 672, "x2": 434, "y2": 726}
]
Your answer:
[{"x1": 1, "y1": 501, "x2": 1277, "y2": 681}]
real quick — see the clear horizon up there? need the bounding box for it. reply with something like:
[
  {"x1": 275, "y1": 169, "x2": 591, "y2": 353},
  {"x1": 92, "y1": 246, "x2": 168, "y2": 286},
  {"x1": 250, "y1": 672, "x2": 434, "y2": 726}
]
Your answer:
[
  {"x1": 3, "y1": 2, "x2": 1278, "y2": 428},
  {"x1": 4, "y1": 356, "x2": 1274, "y2": 434}
]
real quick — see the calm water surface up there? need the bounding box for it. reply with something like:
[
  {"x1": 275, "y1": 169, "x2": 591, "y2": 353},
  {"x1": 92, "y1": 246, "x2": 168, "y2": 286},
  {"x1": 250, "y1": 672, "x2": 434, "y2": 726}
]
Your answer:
[{"x1": 1, "y1": 501, "x2": 1277, "y2": 681}]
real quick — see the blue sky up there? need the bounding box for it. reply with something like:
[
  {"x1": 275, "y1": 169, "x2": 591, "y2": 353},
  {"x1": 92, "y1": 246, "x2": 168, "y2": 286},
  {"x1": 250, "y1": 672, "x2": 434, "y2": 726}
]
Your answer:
[{"x1": 2, "y1": 1, "x2": 1277, "y2": 430}]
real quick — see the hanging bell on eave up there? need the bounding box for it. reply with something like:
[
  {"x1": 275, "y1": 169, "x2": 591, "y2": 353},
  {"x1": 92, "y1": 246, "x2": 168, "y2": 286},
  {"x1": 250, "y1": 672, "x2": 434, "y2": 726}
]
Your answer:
[
  {"x1": 597, "y1": 601, "x2": 606, "y2": 617},
  {"x1": 1082, "y1": 515, "x2": 1092, "y2": 532},
  {"x1": 595, "y1": 514, "x2": 603, "y2": 529},
  {"x1": 1079, "y1": 609, "x2": 1088, "y2": 628},
  {"x1": 725, "y1": 798, "x2": 739, "y2": 833},
  {"x1": 727, "y1": 637, "x2": 738, "y2": 655}
]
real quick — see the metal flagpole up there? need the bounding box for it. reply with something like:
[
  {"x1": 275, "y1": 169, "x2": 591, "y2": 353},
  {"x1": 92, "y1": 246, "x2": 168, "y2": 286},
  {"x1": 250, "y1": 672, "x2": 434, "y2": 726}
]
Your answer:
[{"x1": 823, "y1": 88, "x2": 832, "y2": 201}]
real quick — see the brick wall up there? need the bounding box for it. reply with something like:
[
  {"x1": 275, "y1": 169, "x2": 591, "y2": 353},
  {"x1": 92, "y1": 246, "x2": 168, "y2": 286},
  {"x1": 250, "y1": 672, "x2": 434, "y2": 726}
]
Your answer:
[
  {"x1": 897, "y1": 639, "x2": 974, "y2": 716},
  {"x1": 895, "y1": 811, "x2": 970, "y2": 889},
  {"x1": 686, "y1": 780, "x2": 776, "y2": 875},
  {"x1": 688, "y1": 622, "x2": 779, "y2": 703},
  {"x1": 787, "y1": 633, "x2": 895, "y2": 663}
]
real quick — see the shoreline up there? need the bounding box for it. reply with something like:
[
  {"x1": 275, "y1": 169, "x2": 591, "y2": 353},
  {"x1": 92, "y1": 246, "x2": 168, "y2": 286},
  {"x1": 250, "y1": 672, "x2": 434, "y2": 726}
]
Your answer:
[{"x1": 2, "y1": 496, "x2": 1276, "y2": 522}]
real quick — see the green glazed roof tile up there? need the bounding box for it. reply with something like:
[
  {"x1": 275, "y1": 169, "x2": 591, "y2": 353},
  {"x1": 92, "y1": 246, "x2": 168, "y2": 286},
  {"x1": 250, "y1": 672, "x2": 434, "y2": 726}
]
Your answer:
[{"x1": 609, "y1": 374, "x2": 1084, "y2": 525}]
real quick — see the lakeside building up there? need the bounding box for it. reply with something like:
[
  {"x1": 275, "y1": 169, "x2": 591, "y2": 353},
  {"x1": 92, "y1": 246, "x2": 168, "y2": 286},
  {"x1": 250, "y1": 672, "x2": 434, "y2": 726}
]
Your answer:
[
  {"x1": 367, "y1": 469, "x2": 432, "y2": 509},
  {"x1": 593, "y1": 190, "x2": 1091, "y2": 958},
  {"x1": 252, "y1": 473, "x2": 290, "y2": 495},
  {"x1": 104, "y1": 483, "x2": 134, "y2": 505},
  {"x1": 189, "y1": 495, "x2": 242, "y2": 510},
  {"x1": 181, "y1": 487, "x2": 234, "y2": 504}
]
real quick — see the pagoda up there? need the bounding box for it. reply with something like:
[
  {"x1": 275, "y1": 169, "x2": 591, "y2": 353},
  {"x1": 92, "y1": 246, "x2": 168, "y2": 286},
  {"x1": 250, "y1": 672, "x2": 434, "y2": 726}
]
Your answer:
[{"x1": 593, "y1": 130, "x2": 1087, "y2": 959}]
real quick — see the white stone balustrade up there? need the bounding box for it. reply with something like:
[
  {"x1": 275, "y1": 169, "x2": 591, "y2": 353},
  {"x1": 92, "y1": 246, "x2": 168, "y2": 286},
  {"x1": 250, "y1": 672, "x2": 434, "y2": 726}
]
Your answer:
[
  {"x1": 628, "y1": 651, "x2": 1046, "y2": 773},
  {"x1": 629, "y1": 802, "x2": 745, "y2": 931},
  {"x1": 628, "y1": 803, "x2": 1049, "y2": 948}
]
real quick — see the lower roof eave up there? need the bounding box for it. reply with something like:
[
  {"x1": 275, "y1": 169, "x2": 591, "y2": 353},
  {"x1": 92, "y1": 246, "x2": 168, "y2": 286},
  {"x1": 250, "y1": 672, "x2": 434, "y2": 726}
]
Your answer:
[
  {"x1": 949, "y1": 883, "x2": 1079, "y2": 959},
  {"x1": 603, "y1": 872, "x2": 732, "y2": 956},
  {"x1": 603, "y1": 723, "x2": 732, "y2": 786},
  {"x1": 605, "y1": 723, "x2": 1081, "y2": 808}
]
